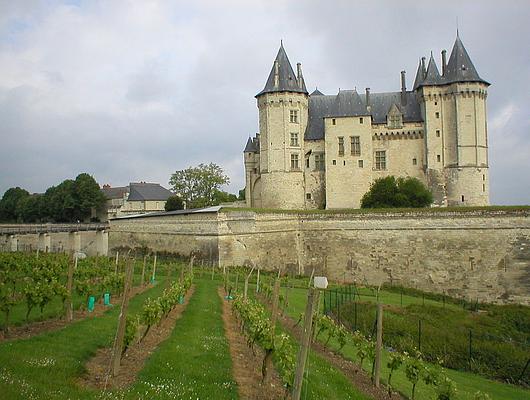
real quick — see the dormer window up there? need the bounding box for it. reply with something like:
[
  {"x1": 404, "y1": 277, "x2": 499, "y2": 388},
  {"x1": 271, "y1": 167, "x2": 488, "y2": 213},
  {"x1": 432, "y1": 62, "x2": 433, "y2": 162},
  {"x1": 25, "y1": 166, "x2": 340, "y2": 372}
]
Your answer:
[{"x1": 387, "y1": 104, "x2": 403, "y2": 129}]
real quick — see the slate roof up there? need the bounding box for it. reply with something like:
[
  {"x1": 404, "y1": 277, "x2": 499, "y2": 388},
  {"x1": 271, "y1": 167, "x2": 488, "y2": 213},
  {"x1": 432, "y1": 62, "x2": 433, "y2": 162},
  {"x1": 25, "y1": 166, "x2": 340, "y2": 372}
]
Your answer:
[
  {"x1": 413, "y1": 59, "x2": 425, "y2": 90},
  {"x1": 256, "y1": 43, "x2": 308, "y2": 97},
  {"x1": 311, "y1": 88, "x2": 324, "y2": 96},
  {"x1": 101, "y1": 186, "x2": 128, "y2": 200},
  {"x1": 127, "y1": 183, "x2": 173, "y2": 201},
  {"x1": 244, "y1": 136, "x2": 260, "y2": 153},
  {"x1": 420, "y1": 54, "x2": 443, "y2": 86},
  {"x1": 305, "y1": 90, "x2": 423, "y2": 140},
  {"x1": 444, "y1": 34, "x2": 489, "y2": 85}
]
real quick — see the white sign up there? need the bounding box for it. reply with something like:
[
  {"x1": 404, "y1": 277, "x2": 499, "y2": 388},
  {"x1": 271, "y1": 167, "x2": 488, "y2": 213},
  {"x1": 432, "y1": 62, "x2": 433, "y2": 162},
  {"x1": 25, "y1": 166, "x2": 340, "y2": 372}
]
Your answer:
[{"x1": 313, "y1": 276, "x2": 328, "y2": 289}]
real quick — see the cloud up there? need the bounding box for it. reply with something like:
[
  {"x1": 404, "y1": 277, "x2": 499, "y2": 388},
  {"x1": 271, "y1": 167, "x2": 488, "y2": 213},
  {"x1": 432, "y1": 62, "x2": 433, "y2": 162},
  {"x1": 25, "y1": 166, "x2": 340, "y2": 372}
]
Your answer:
[{"x1": 0, "y1": 0, "x2": 529, "y2": 205}]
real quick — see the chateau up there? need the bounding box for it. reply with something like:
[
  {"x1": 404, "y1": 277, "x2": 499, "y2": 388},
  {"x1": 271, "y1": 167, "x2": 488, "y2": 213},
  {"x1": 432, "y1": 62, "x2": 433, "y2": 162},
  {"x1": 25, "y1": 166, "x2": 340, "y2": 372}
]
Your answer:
[{"x1": 243, "y1": 34, "x2": 490, "y2": 209}]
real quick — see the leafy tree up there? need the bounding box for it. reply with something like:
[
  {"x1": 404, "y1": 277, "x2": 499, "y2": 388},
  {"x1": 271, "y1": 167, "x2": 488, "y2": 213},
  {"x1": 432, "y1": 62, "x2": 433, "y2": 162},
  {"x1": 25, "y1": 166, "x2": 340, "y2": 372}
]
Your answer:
[
  {"x1": 169, "y1": 163, "x2": 230, "y2": 208},
  {"x1": 165, "y1": 195, "x2": 184, "y2": 211},
  {"x1": 16, "y1": 194, "x2": 44, "y2": 223},
  {"x1": 211, "y1": 189, "x2": 237, "y2": 205},
  {"x1": 0, "y1": 187, "x2": 30, "y2": 221},
  {"x1": 361, "y1": 176, "x2": 432, "y2": 208},
  {"x1": 238, "y1": 188, "x2": 246, "y2": 200},
  {"x1": 73, "y1": 173, "x2": 106, "y2": 221}
]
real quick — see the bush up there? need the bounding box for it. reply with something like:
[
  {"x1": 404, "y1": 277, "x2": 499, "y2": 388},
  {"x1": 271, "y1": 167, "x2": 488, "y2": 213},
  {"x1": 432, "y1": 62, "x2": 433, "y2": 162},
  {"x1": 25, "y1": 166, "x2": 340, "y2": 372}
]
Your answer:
[
  {"x1": 165, "y1": 195, "x2": 184, "y2": 211},
  {"x1": 361, "y1": 176, "x2": 432, "y2": 208}
]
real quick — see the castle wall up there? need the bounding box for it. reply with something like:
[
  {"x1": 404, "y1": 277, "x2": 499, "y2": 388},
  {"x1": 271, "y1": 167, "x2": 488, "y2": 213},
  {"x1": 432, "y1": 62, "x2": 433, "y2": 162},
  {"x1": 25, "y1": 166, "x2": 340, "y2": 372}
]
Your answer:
[
  {"x1": 110, "y1": 209, "x2": 530, "y2": 305},
  {"x1": 303, "y1": 140, "x2": 326, "y2": 209},
  {"x1": 325, "y1": 116, "x2": 373, "y2": 208}
]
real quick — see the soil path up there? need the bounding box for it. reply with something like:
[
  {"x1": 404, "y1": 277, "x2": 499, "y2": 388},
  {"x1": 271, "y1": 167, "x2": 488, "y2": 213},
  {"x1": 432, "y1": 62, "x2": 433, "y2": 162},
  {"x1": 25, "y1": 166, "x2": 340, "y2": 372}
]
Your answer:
[
  {"x1": 278, "y1": 310, "x2": 403, "y2": 400},
  {"x1": 219, "y1": 287, "x2": 286, "y2": 400},
  {"x1": 79, "y1": 285, "x2": 195, "y2": 390},
  {"x1": 0, "y1": 284, "x2": 152, "y2": 342}
]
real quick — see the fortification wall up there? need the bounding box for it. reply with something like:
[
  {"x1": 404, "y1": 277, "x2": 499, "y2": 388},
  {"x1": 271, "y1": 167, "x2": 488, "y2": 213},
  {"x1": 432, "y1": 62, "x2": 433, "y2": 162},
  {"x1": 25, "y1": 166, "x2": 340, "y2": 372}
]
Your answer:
[
  {"x1": 109, "y1": 209, "x2": 530, "y2": 304},
  {"x1": 109, "y1": 213, "x2": 219, "y2": 260}
]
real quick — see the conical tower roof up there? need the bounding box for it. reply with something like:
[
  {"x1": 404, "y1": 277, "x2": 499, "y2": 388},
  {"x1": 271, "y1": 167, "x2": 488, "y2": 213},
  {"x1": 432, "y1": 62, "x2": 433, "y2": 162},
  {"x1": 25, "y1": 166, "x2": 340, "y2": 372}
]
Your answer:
[
  {"x1": 421, "y1": 53, "x2": 443, "y2": 86},
  {"x1": 243, "y1": 137, "x2": 256, "y2": 153},
  {"x1": 444, "y1": 34, "x2": 489, "y2": 85},
  {"x1": 256, "y1": 43, "x2": 308, "y2": 97},
  {"x1": 412, "y1": 59, "x2": 424, "y2": 90}
]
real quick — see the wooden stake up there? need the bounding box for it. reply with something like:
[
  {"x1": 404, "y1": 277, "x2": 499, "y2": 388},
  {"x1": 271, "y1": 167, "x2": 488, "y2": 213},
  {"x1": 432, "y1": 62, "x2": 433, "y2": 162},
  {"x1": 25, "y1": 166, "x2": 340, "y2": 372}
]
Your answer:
[
  {"x1": 244, "y1": 266, "x2": 255, "y2": 300},
  {"x1": 189, "y1": 255, "x2": 195, "y2": 275},
  {"x1": 151, "y1": 253, "x2": 157, "y2": 282},
  {"x1": 271, "y1": 277, "x2": 281, "y2": 334},
  {"x1": 308, "y1": 267, "x2": 315, "y2": 288},
  {"x1": 211, "y1": 263, "x2": 215, "y2": 280},
  {"x1": 141, "y1": 255, "x2": 147, "y2": 286},
  {"x1": 374, "y1": 303, "x2": 383, "y2": 387},
  {"x1": 292, "y1": 287, "x2": 319, "y2": 400},
  {"x1": 115, "y1": 251, "x2": 119, "y2": 273},
  {"x1": 111, "y1": 258, "x2": 134, "y2": 376},
  {"x1": 65, "y1": 255, "x2": 76, "y2": 322},
  {"x1": 256, "y1": 268, "x2": 260, "y2": 293}
]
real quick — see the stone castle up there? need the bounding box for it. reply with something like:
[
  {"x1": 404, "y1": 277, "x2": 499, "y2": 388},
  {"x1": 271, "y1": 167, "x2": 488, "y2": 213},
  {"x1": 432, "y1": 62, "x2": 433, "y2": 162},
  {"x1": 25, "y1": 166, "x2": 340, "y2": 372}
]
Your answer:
[{"x1": 243, "y1": 34, "x2": 490, "y2": 209}]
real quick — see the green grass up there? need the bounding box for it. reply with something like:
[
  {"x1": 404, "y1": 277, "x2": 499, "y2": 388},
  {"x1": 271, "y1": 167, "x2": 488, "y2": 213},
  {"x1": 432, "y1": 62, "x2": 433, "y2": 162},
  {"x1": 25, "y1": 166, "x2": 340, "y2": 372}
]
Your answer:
[
  {"x1": 116, "y1": 278, "x2": 238, "y2": 399},
  {"x1": 283, "y1": 284, "x2": 530, "y2": 400},
  {"x1": 0, "y1": 277, "x2": 170, "y2": 399}
]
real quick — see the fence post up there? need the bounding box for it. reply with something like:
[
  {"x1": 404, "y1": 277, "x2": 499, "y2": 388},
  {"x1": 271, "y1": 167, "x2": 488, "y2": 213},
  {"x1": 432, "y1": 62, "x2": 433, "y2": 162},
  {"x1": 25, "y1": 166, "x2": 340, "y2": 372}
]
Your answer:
[
  {"x1": 141, "y1": 255, "x2": 147, "y2": 286},
  {"x1": 256, "y1": 268, "x2": 260, "y2": 293},
  {"x1": 292, "y1": 287, "x2": 319, "y2": 400},
  {"x1": 111, "y1": 258, "x2": 134, "y2": 376},
  {"x1": 65, "y1": 255, "x2": 76, "y2": 322},
  {"x1": 468, "y1": 330, "x2": 472, "y2": 371},
  {"x1": 374, "y1": 303, "x2": 383, "y2": 387},
  {"x1": 418, "y1": 320, "x2": 422, "y2": 351},
  {"x1": 271, "y1": 277, "x2": 281, "y2": 334}
]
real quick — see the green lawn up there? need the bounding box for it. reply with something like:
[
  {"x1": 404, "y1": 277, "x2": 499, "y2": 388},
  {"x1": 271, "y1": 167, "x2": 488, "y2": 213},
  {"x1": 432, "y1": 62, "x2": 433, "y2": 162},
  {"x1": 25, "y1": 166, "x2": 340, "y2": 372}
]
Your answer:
[
  {"x1": 117, "y1": 278, "x2": 238, "y2": 399},
  {"x1": 283, "y1": 284, "x2": 530, "y2": 400}
]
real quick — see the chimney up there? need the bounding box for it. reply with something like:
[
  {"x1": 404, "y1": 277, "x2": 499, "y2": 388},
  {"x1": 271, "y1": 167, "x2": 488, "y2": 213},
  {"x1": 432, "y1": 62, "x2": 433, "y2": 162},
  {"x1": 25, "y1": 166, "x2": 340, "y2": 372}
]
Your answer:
[
  {"x1": 421, "y1": 57, "x2": 426, "y2": 78},
  {"x1": 274, "y1": 60, "x2": 279, "y2": 88},
  {"x1": 400, "y1": 70, "x2": 407, "y2": 106},
  {"x1": 297, "y1": 62, "x2": 303, "y2": 89},
  {"x1": 365, "y1": 87, "x2": 371, "y2": 111},
  {"x1": 441, "y1": 50, "x2": 447, "y2": 76}
]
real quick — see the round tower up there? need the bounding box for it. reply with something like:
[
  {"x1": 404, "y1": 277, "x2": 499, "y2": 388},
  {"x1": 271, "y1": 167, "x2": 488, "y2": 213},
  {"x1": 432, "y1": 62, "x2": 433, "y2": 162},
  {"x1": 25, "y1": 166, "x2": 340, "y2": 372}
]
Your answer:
[{"x1": 256, "y1": 43, "x2": 308, "y2": 209}]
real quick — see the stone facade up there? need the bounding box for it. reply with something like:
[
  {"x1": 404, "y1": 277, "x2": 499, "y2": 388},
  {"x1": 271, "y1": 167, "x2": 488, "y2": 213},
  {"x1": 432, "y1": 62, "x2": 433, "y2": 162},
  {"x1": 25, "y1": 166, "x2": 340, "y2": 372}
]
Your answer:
[
  {"x1": 109, "y1": 209, "x2": 530, "y2": 305},
  {"x1": 244, "y1": 35, "x2": 490, "y2": 209}
]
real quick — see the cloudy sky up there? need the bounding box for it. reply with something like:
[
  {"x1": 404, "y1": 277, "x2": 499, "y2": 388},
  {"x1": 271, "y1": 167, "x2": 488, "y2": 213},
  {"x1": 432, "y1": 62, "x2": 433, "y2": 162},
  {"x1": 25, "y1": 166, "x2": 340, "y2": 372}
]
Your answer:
[{"x1": 0, "y1": 0, "x2": 528, "y2": 205}]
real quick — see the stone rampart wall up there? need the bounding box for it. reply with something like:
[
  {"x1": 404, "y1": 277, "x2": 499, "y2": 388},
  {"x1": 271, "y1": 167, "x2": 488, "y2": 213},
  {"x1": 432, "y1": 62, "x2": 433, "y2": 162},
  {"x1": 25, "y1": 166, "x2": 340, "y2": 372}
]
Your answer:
[{"x1": 109, "y1": 209, "x2": 530, "y2": 304}]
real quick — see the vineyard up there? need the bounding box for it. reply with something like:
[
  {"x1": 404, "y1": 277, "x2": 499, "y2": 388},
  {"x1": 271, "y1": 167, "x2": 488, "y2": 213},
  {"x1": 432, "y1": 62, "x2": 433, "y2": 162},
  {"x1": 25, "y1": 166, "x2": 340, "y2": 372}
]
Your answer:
[{"x1": 0, "y1": 253, "x2": 529, "y2": 400}]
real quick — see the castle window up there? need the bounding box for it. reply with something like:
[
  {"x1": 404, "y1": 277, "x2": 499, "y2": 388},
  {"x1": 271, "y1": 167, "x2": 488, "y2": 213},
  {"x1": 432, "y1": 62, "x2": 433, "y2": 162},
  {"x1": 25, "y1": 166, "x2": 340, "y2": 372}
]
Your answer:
[
  {"x1": 306, "y1": 193, "x2": 312, "y2": 200},
  {"x1": 290, "y1": 132, "x2": 299, "y2": 147},
  {"x1": 315, "y1": 153, "x2": 325, "y2": 171},
  {"x1": 461, "y1": 195, "x2": 465, "y2": 202},
  {"x1": 435, "y1": 101, "x2": 438, "y2": 105},
  {"x1": 290, "y1": 154, "x2": 299, "y2": 170},
  {"x1": 437, "y1": 154, "x2": 441, "y2": 162},
  {"x1": 351, "y1": 136, "x2": 361, "y2": 156},
  {"x1": 360, "y1": 117, "x2": 364, "y2": 124},
  {"x1": 435, "y1": 112, "x2": 440, "y2": 119},
  {"x1": 483, "y1": 184, "x2": 485, "y2": 192},
  {"x1": 290, "y1": 110, "x2": 298, "y2": 123},
  {"x1": 358, "y1": 160, "x2": 364, "y2": 168},
  {"x1": 306, "y1": 158, "x2": 310, "y2": 168},
  {"x1": 332, "y1": 160, "x2": 337, "y2": 165},
  {"x1": 375, "y1": 151, "x2": 386, "y2": 170},
  {"x1": 343, "y1": 160, "x2": 346, "y2": 166},
  {"x1": 436, "y1": 130, "x2": 440, "y2": 137},
  {"x1": 338, "y1": 137, "x2": 344, "y2": 156},
  {"x1": 332, "y1": 118, "x2": 336, "y2": 125},
  {"x1": 483, "y1": 174, "x2": 485, "y2": 181},
  {"x1": 413, "y1": 158, "x2": 417, "y2": 165}
]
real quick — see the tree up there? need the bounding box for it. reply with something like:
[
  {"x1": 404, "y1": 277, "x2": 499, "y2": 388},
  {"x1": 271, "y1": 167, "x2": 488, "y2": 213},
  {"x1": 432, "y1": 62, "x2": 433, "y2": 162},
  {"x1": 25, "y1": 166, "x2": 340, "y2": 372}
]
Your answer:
[
  {"x1": 238, "y1": 188, "x2": 246, "y2": 201},
  {"x1": 73, "y1": 173, "x2": 106, "y2": 221},
  {"x1": 211, "y1": 189, "x2": 238, "y2": 205},
  {"x1": 361, "y1": 176, "x2": 432, "y2": 208},
  {"x1": 165, "y1": 195, "x2": 184, "y2": 211},
  {"x1": 169, "y1": 163, "x2": 230, "y2": 209},
  {"x1": 0, "y1": 187, "x2": 30, "y2": 222},
  {"x1": 16, "y1": 194, "x2": 44, "y2": 223}
]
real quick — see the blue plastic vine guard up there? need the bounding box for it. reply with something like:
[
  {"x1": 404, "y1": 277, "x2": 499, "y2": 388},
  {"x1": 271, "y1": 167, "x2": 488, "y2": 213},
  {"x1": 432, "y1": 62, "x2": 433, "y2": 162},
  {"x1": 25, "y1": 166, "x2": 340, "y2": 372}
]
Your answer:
[
  {"x1": 88, "y1": 296, "x2": 96, "y2": 312},
  {"x1": 103, "y1": 293, "x2": 111, "y2": 306},
  {"x1": 178, "y1": 295, "x2": 185, "y2": 304}
]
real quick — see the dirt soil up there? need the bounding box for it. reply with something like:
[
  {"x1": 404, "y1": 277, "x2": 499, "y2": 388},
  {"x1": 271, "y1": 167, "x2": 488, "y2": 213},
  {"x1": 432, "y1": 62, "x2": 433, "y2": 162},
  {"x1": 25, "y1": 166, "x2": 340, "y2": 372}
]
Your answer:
[
  {"x1": 279, "y1": 311, "x2": 404, "y2": 400},
  {"x1": 219, "y1": 287, "x2": 287, "y2": 400},
  {"x1": 79, "y1": 285, "x2": 195, "y2": 390},
  {"x1": 0, "y1": 285, "x2": 152, "y2": 342}
]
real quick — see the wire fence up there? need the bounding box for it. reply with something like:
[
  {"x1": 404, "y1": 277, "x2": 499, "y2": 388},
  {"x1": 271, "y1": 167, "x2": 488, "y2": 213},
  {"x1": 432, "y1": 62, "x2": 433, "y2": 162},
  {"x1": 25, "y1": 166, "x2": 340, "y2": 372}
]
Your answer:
[{"x1": 322, "y1": 284, "x2": 530, "y2": 386}]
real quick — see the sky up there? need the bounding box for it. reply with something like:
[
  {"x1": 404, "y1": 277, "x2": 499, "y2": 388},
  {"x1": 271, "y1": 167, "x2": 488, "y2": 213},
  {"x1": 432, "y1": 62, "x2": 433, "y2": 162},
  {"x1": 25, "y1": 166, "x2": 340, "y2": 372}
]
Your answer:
[{"x1": 0, "y1": 0, "x2": 529, "y2": 205}]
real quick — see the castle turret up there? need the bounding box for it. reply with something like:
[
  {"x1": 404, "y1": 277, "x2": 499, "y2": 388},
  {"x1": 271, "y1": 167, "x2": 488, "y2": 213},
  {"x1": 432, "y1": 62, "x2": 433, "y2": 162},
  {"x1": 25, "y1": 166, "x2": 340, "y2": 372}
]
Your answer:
[
  {"x1": 255, "y1": 43, "x2": 308, "y2": 209},
  {"x1": 416, "y1": 33, "x2": 490, "y2": 206}
]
